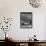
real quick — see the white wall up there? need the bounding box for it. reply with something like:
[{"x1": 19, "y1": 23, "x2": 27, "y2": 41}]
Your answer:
[{"x1": 0, "y1": 0, "x2": 46, "y2": 40}]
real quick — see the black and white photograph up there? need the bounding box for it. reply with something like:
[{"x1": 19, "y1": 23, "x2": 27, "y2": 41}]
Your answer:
[{"x1": 20, "y1": 12, "x2": 32, "y2": 28}]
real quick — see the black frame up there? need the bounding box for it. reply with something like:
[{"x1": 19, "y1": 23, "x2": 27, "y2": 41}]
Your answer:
[{"x1": 20, "y1": 12, "x2": 32, "y2": 28}]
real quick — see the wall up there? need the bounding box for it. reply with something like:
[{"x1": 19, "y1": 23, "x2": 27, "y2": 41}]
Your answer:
[{"x1": 0, "y1": 0, "x2": 46, "y2": 40}]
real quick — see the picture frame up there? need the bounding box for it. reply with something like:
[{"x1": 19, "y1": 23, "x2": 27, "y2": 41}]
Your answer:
[{"x1": 20, "y1": 12, "x2": 32, "y2": 28}]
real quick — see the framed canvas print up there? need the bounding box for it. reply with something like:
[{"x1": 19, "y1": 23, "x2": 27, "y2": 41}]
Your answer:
[{"x1": 20, "y1": 12, "x2": 32, "y2": 28}]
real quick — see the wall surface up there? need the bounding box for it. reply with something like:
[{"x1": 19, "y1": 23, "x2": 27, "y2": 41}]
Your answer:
[{"x1": 0, "y1": 0, "x2": 46, "y2": 40}]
